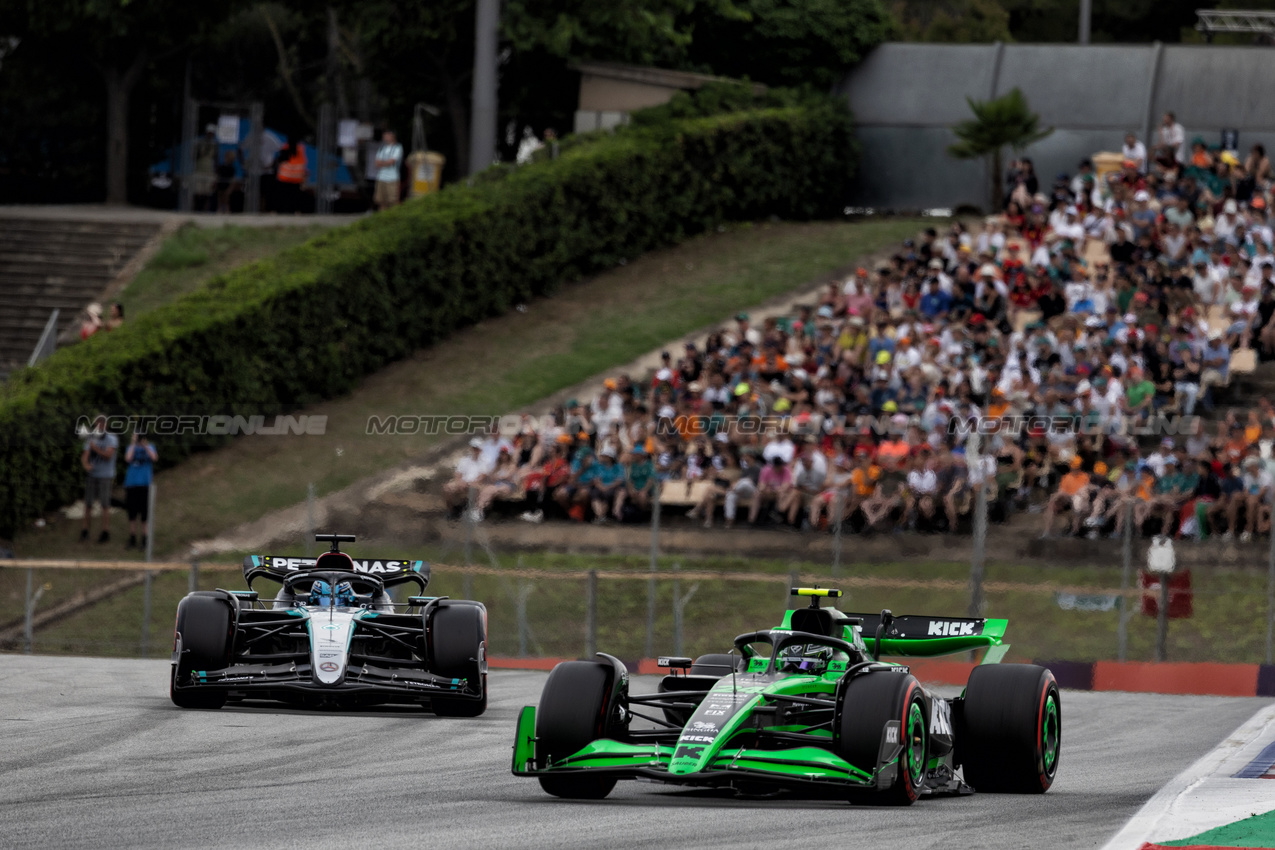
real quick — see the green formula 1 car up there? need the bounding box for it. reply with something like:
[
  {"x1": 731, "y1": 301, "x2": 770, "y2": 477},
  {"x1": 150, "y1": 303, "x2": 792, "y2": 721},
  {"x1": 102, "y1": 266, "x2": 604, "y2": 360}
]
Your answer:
[{"x1": 512, "y1": 588, "x2": 1059, "y2": 804}]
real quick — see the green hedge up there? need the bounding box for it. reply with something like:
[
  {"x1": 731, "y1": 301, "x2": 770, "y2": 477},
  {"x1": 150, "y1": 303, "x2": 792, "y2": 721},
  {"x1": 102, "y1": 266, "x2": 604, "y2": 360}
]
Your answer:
[{"x1": 0, "y1": 103, "x2": 855, "y2": 537}]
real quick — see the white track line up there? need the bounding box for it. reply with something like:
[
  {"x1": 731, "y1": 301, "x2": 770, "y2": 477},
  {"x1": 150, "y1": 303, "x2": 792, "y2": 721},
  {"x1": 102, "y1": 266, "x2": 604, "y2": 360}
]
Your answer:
[{"x1": 1102, "y1": 703, "x2": 1275, "y2": 849}]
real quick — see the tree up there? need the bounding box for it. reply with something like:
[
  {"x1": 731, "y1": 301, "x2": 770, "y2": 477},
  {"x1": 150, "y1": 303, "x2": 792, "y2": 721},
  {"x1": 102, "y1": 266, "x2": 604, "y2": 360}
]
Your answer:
[
  {"x1": 890, "y1": 0, "x2": 1011, "y2": 43},
  {"x1": 683, "y1": 0, "x2": 893, "y2": 90},
  {"x1": 0, "y1": 0, "x2": 235, "y2": 205},
  {"x1": 947, "y1": 86, "x2": 1052, "y2": 211}
]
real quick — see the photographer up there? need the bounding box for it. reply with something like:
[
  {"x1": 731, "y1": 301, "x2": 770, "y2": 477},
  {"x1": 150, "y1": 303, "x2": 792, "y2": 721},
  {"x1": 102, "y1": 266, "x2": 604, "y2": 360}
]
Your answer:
[
  {"x1": 80, "y1": 415, "x2": 118, "y2": 543},
  {"x1": 123, "y1": 432, "x2": 158, "y2": 550}
]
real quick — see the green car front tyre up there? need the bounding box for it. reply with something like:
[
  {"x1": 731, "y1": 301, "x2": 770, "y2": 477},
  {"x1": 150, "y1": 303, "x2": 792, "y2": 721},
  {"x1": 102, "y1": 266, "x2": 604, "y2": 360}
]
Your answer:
[
  {"x1": 537, "y1": 774, "x2": 618, "y2": 800},
  {"x1": 838, "y1": 672, "x2": 928, "y2": 806},
  {"x1": 536, "y1": 661, "x2": 619, "y2": 799},
  {"x1": 958, "y1": 664, "x2": 1060, "y2": 793}
]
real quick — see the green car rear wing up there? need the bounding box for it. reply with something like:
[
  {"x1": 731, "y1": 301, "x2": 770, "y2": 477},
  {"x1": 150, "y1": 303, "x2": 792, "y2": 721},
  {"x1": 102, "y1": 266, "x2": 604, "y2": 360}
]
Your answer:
[{"x1": 850, "y1": 612, "x2": 1007, "y2": 658}]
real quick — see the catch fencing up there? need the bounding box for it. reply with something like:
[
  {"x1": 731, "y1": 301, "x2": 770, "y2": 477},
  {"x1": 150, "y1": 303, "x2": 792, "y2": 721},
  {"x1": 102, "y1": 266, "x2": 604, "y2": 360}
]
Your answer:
[{"x1": 2, "y1": 530, "x2": 1271, "y2": 667}]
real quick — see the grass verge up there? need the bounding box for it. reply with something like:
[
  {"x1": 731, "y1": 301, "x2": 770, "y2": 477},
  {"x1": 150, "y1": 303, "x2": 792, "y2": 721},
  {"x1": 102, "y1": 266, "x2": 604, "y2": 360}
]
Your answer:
[
  {"x1": 118, "y1": 223, "x2": 336, "y2": 318},
  {"x1": 14, "y1": 218, "x2": 928, "y2": 562}
]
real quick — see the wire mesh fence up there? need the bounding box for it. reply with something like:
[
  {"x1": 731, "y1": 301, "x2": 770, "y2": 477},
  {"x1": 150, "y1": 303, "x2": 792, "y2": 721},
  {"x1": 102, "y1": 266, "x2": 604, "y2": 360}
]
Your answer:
[{"x1": 3, "y1": 535, "x2": 1271, "y2": 666}]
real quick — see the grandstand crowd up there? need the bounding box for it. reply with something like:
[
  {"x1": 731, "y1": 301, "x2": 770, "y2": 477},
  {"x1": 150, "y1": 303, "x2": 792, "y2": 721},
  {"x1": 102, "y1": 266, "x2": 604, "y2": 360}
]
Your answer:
[{"x1": 444, "y1": 113, "x2": 1275, "y2": 542}]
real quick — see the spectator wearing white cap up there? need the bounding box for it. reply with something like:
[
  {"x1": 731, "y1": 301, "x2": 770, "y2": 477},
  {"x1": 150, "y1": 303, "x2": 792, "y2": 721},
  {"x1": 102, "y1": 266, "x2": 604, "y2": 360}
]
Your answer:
[
  {"x1": 1216, "y1": 199, "x2": 1241, "y2": 241},
  {"x1": 1053, "y1": 207, "x2": 1085, "y2": 246},
  {"x1": 1129, "y1": 191, "x2": 1157, "y2": 239},
  {"x1": 444, "y1": 439, "x2": 491, "y2": 514}
]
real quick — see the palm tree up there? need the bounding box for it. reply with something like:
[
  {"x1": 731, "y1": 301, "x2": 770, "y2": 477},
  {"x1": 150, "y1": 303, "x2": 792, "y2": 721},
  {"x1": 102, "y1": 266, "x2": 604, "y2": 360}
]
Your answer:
[{"x1": 948, "y1": 87, "x2": 1053, "y2": 212}]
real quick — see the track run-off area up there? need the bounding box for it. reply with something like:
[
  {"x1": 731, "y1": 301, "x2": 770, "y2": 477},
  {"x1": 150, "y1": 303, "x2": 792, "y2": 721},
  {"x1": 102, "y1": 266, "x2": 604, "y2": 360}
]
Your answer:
[{"x1": 0, "y1": 655, "x2": 1269, "y2": 850}]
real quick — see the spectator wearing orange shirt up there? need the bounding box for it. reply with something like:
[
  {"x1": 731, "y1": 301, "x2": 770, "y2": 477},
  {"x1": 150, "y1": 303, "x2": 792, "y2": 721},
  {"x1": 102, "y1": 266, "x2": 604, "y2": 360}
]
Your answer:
[{"x1": 1042, "y1": 456, "x2": 1093, "y2": 537}]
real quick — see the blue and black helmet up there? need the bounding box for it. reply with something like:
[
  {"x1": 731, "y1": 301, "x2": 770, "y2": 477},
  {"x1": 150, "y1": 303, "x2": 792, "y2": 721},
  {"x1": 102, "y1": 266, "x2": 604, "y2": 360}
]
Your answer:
[{"x1": 308, "y1": 579, "x2": 359, "y2": 607}]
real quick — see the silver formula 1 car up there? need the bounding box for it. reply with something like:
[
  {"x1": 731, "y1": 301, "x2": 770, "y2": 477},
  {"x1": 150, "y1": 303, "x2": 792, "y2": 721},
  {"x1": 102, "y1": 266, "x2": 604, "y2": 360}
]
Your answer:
[{"x1": 169, "y1": 534, "x2": 487, "y2": 715}]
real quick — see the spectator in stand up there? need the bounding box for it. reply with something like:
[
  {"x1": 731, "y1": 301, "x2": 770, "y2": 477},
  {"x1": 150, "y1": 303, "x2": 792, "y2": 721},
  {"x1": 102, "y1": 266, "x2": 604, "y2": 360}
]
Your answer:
[
  {"x1": 1210, "y1": 461, "x2": 1244, "y2": 537},
  {"x1": 444, "y1": 438, "x2": 491, "y2": 517},
  {"x1": 123, "y1": 431, "x2": 156, "y2": 549},
  {"x1": 105, "y1": 302, "x2": 124, "y2": 332},
  {"x1": 862, "y1": 455, "x2": 906, "y2": 532},
  {"x1": 1155, "y1": 112, "x2": 1186, "y2": 166},
  {"x1": 555, "y1": 447, "x2": 598, "y2": 522},
  {"x1": 520, "y1": 439, "x2": 572, "y2": 520},
  {"x1": 80, "y1": 414, "x2": 118, "y2": 543},
  {"x1": 809, "y1": 454, "x2": 854, "y2": 529},
  {"x1": 1233, "y1": 456, "x2": 1273, "y2": 541},
  {"x1": 473, "y1": 448, "x2": 520, "y2": 516},
  {"x1": 904, "y1": 454, "x2": 940, "y2": 531},
  {"x1": 1123, "y1": 133, "x2": 1148, "y2": 174},
  {"x1": 589, "y1": 447, "x2": 625, "y2": 523},
  {"x1": 749, "y1": 456, "x2": 792, "y2": 525},
  {"x1": 79, "y1": 303, "x2": 103, "y2": 340},
  {"x1": 1042, "y1": 456, "x2": 1092, "y2": 538},
  {"x1": 616, "y1": 445, "x2": 656, "y2": 519},
  {"x1": 781, "y1": 438, "x2": 826, "y2": 527}
]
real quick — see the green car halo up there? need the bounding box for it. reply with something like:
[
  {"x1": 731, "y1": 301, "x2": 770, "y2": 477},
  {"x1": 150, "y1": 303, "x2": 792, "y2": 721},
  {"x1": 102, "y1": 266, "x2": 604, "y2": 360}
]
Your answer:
[{"x1": 513, "y1": 587, "x2": 1060, "y2": 804}]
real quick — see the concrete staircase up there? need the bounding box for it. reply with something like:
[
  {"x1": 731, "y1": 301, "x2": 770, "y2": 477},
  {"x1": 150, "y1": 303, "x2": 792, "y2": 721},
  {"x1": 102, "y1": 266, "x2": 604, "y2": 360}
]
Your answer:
[{"x1": 0, "y1": 218, "x2": 161, "y2": 379}]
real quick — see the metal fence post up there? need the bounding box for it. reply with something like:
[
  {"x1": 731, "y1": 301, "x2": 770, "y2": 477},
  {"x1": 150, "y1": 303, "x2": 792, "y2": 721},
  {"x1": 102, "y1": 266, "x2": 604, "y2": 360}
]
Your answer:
[
  {"x1": 145, "y1": 482, "x2": 156, "y2": 564},
  {"x1": 645, "y1": 479, "x2": 661, "y2": 658},
  {"x1": 141, "y1": 570, "x2": 153, "y2": 658},
  {"x1": 832, "y1": 491, "x2": 844, "y2": 579},
  {"x1": 968, "y1": 434, "x2": 986, "y2": 618},
  {"x1": 671, "y1": 562, "x2": 698, "y2": 658},
  {"x1": 585, "y1": 569, "x2": 597, "y2": 659},
  {"x1": 23, "y1": 567, "x2": 33, "y2": 654},
  {"x1": 1118, "y1": 500, "x2": 1133, "y2": 661},
  {"x1": 672, "y1": 562, "x2": 681, "y2": 656}
]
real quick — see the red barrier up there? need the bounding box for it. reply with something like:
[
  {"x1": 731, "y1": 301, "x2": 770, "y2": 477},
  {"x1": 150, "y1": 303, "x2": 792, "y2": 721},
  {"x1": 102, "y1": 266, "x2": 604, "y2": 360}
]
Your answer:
[
  {"x1": 488, "y1": 656, "x2": 568, "y2": 671},
  {"x1": 1094, "y1": 661, "x2": 1259, "y2": 697}
]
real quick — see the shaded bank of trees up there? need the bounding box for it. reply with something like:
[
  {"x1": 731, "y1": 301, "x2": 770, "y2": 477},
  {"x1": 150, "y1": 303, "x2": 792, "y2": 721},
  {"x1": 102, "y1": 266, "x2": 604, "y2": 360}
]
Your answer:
[{"x1": 0, "y1": 0, "x2": 892, "y2": 204}]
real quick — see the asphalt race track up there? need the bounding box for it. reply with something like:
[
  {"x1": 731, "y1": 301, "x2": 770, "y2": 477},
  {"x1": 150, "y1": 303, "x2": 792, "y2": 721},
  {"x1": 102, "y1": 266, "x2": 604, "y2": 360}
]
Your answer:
[{"x1": 0, "y1": 655, "x2": 1268, "y2": 850}]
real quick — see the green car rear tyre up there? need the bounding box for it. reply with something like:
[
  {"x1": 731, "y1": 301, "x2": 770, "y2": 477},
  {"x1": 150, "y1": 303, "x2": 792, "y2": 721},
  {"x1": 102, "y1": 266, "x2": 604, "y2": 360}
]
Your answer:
[
  {"x1": 536, "y1": 661, "x2": 618, "y2": 800},
  {"x1": 958, "y1": 664, "x2": 1060, "y2": 793},
  {"x1": 838, "y1": 672, "x2": 927, "y2": 805}
]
